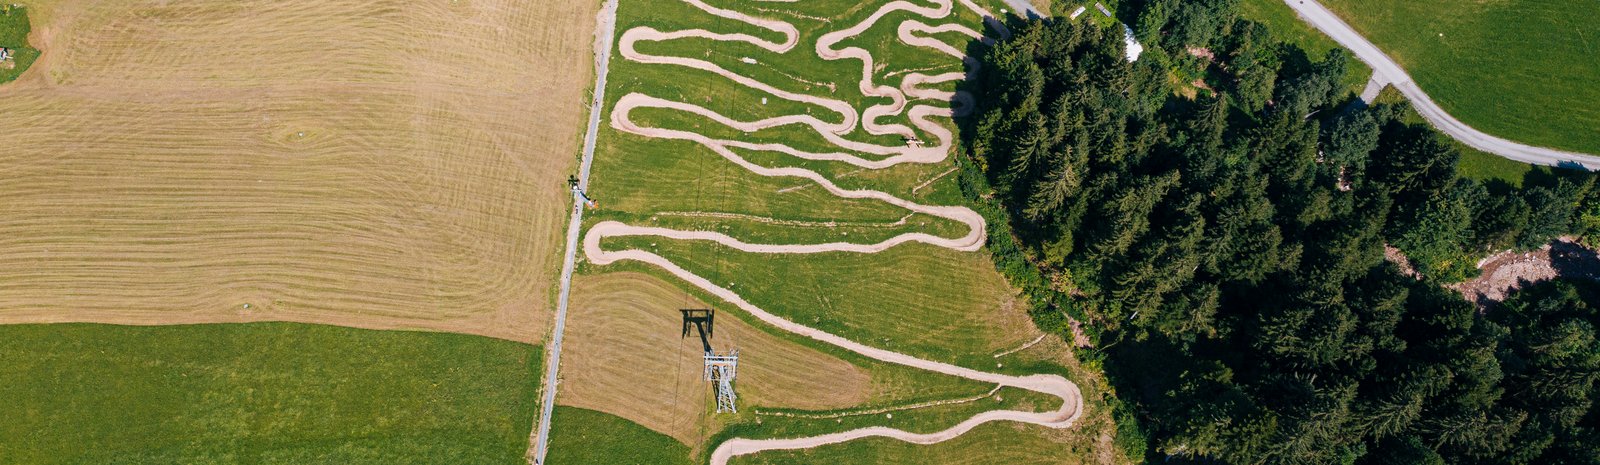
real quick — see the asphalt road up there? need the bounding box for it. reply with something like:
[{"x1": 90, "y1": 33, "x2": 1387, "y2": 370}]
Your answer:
[
  {"x1": 1285, "y1": 0, "x2": 1600, "y2": 170},
  {"x1": 529, "y1": 0, "x2": 618, "y2": 463}
]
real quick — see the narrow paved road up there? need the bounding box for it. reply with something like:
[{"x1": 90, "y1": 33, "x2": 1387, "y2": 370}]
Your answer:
[
  {"x1": 529, "y1": 0, "x2": 618, "y2": 463},
  {"x1": 1285, "y1": 0, "x2": 1600, "y2": 170}
]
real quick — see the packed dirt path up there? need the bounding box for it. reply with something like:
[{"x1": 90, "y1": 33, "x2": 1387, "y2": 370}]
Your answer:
[
  {"x1": 582, "y1": 0, "x2": 1084, "y2": 462},
  {"x1": 1286, "y1": 0, "x2": 1600, "y2": 169}
]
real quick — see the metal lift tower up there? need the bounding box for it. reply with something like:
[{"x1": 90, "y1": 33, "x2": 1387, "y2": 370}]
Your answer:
[{"x1": 682, "y1": 309, "x2": 739, "y2": 413}]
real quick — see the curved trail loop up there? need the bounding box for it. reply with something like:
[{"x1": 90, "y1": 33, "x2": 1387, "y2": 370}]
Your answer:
[{"x1": 585, "y1": 0, "x2": 1084, "y2": 463}]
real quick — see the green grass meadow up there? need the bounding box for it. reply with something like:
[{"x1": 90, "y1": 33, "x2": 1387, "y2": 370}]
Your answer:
[
  {"x1": 1322, "y1": 0, "x2": 1600, "y2": 155},
  {"x1": 0, "y1": 323, "x2": 541, "y2": 465},
  {"x1": 0, "y1": 5, "x2": 39, "y2": 84},
  {"x1": 735, "y1": 420, "x2": 1089, "y2": 465},
  {"x1": 547, "y1": 407, "x2": 694, "y2": 465}
]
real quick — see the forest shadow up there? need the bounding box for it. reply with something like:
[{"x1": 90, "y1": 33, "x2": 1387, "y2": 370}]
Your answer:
[{"x1": 1550, "y1": 240, "x2": 1600, "y2": 281}]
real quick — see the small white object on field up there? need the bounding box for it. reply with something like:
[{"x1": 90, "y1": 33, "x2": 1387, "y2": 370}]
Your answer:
[
  {"x1": 761, "y1": 97, "x2": 767, "y2": 105},
  {"x1": 886, "y1": 413, "x2": 893, "y2": 419},
  {"x1": 741, "y1": 57, "x2": 757, "y2": 64}
]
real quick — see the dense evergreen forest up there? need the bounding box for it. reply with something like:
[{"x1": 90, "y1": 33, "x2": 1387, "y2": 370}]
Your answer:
[{"x1": 961, "y1": 2, "x2": 1600, "y2": 463}]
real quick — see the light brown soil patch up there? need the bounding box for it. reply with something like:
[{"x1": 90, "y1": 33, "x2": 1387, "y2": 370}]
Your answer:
[
  {"x1": 1384, "y1": 244, "x2": 1420, "y2": 279},
  {"x1": 557, "y1": 271, "x2": 872, "y2": 445},
  {"x1": 1450, "y1": 239, "x2": 1600, "y2": 305},
  {"x1": 0, "y1": 0, "x2": 598, "y2": 342}
]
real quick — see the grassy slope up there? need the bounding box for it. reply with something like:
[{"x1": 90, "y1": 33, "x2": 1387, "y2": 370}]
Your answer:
[
  {"x1": 569, "y1": 264, "x2": 1087, "y2": 462},
  {"x1": 588, "y1": 0, "x2": 1031, "y2": 370},
  {"x1": 0, "y1": 323, "x2": 540, "y2": 465},
  {"x1": 736, "y1": 421, "x2": 1092, "y2": 465},
  {"x1": 1237, "y1": 0, "x2": 1371, "y2": 94},
  {"x1": 1456, "y1": 148, "x2": 1542, "y2": 188},
  {"x1": 548, "y1": 407, "x2": 694, "y2": 465},
  {"x1": 0, "y1": 6, "x2": 39, "y2": 84},
  {"x1": 569, "y1": 0, "x2": 1128, "y2": 462},
  {"x1": 1322, "y1": 0, "x2": 1600, "y2": 154}
]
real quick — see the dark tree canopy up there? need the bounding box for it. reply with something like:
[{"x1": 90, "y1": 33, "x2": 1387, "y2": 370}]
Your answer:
[{"x1": 965, "y1": 12, "x2": 1600, "y2": 465}]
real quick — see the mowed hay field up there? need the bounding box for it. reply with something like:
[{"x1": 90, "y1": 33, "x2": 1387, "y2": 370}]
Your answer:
[
  {"x1": 1321, "y1": 0, "x2": 1600, "y2": 155},
  {"x1": 558, "y1": 272, "x2": 873, "y2": 446},
  {"x1": 558, "y1": 271, "x2": 1117, "y2": 463},
  {"x1": 0, "y1": 0, "x2": 596, "y2": 341}
]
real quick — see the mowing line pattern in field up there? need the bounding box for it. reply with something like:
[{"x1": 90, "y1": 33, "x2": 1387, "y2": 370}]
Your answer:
[
  {"x1": 579, "y1": 0, "x2": 1084, "y2": 461},
  {"x1": 0, "y1": 0, "x2": 597, "y2": 342}
]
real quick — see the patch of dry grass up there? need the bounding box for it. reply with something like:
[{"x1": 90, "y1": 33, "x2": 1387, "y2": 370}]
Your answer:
[
  {"x1": 0, "y1": 0, "x2": 598, "y2": 342},
  {"x1": 558, "y1": 271, "x2": 874, "y2": 446}
]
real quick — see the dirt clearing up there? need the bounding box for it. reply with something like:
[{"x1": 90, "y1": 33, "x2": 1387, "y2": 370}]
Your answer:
[
  {"x1": 0, "y1": 0, "x2": 598, "y2": 342},
  {"x1": 1450, "y1": 239, "x2": 1600, "y2": 305}
]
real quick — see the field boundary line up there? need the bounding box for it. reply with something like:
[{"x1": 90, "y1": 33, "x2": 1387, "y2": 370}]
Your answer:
[{"x1": 529, "y1": 0, "x2": 620, "y2": 462}]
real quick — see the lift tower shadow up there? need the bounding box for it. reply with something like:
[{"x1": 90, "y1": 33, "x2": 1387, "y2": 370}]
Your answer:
[{"x1": 681, "y1": 309, "x2": 738, "y2": 413}]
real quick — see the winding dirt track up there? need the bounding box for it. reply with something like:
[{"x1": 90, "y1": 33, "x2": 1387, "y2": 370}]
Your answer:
[{"x1": 582, "y1": 0, "x2": 1084, "y2": 462}]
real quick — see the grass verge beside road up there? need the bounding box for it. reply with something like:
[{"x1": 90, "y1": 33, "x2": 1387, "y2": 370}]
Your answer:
[
  {"x1": 1373, "y1": 85, "x2": 1553, "y2": 187},
  {"x1": 1321, "y1": 0, "x2": 1600, "y2": 154},
  {"x1": 0, "y1": 323, "x2": 540, "y2": 465},
  {"x1": 1238, "y1": 0, "x2": 1371, "y2": 93}
]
